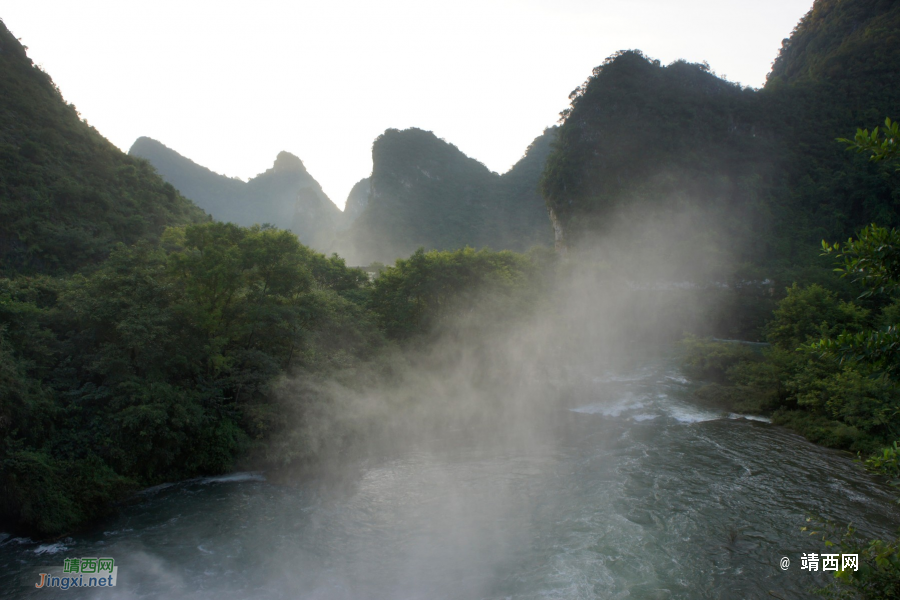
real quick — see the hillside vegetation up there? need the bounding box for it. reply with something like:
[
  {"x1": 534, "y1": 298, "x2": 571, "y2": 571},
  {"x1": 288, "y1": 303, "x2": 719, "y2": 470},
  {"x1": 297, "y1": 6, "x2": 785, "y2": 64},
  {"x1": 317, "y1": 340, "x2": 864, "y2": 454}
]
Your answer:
[
  {"x1": 541, "y1": 0, "x2": 900, "y2": 281},
  {"x1": 0, "y1": 21, "x2": 206, "y2": 275}
]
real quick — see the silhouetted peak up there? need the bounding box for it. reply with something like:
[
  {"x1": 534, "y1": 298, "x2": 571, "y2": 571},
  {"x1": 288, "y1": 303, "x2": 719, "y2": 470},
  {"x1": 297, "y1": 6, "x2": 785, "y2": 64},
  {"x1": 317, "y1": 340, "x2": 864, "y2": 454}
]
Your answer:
[
  {"x1": 371, "y1": 127, "x2": 493, "y2": 178},
  {"x1": 374, "y1": 128, "x2": 447, "y2": 155},
  {"x1": 130, "y1": 136, "x2": 170, "y2": 154},
  {"x1": 272, "y1": 151, "x2": 306, "y2": 173}
]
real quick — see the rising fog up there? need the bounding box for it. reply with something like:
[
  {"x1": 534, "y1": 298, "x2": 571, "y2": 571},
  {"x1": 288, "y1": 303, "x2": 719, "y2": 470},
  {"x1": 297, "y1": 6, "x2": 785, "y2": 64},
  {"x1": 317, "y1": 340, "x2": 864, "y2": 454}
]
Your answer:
[{"x1": 65, "y1": 201, "x2": 813, "y2": 600}]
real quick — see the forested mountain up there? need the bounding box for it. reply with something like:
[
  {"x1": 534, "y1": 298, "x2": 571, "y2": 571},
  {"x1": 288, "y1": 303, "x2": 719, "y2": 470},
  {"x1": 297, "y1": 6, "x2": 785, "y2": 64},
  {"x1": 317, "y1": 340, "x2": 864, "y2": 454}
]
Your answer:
[
  {"x1": 336, "y1": 128, "x2": 555, "y2": 265},
  {"x1": 765, "y1": 0, "x2": 900, "y2": 260},
  {"x1": 129, "y1": 138, "x2": 342, "y2": 253},
  {"x1": 767, "y1": 0, "x2": 900, "y2": 86},
  {"x1": 541, "y1": 0, "x2": 900, "y2": 277},
  {"x1": 0, "y1": 21, "x2": 206, "y2": 275}
]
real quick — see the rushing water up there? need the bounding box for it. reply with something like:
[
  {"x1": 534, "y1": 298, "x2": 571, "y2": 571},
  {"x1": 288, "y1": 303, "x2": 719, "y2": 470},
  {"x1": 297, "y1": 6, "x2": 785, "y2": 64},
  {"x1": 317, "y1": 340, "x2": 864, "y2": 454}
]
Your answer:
[{"x1": 2, "y1": 359, "x2": 897, "y2": 599}]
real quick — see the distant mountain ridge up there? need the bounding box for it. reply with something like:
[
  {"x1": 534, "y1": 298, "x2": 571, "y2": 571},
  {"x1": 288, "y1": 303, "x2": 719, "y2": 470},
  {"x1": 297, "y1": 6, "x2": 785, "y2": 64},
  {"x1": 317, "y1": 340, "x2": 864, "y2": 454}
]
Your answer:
[
  {"x1": 336, "y1": 127, "x2": 555, "y2": 265},
  {"x1": 129, "y1": 138, "x2": 341, "y2": 253}
]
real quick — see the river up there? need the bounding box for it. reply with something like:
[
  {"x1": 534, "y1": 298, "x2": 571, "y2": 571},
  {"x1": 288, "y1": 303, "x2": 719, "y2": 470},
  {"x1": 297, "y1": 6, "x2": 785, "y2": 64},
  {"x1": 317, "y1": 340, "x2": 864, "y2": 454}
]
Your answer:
[{"x1": 2, "y1": 358, "x2": 897, "y2": 599}]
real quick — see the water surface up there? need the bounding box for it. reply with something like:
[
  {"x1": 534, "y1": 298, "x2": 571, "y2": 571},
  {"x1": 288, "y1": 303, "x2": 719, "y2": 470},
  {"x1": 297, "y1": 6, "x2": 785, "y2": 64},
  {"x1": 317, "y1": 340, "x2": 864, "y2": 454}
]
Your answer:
[{"x1": 2, "y1": 360, "x2": 896, "y2": 599}]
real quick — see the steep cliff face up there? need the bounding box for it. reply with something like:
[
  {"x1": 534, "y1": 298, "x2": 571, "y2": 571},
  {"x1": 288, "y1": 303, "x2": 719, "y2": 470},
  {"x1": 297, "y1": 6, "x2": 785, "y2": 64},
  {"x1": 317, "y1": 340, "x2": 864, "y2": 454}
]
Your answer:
[
  {"x1": 495, "y1": 128, "x2": 558, "y2": 251},
  {"x1": 337, "y1": 128, "x2": 554, "y2": 265},
  {"x1": 129, "y1": 139, "x2": 341, "y2": 252},
  {"x1": 0, "y1": 23, "x2": 205, "y2": 274},
  {"x1": 540, "y1": 0, "x2": 900, "y2": 273},
  {"x1": 339, "y1": 177, "x2": 370, "y2": 231}
]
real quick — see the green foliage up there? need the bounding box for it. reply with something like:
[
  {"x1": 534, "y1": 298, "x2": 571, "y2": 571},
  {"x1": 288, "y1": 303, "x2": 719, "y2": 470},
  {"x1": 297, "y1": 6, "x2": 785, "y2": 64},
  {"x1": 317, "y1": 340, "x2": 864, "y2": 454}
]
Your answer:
[
  {"x1": 839, "y1": 117, "x2": 900, "y2": 168},
  {"x1": 807, "y1": 113, "x2": 900, "y2": 375},
  {"x1": 766, "y1": 284, "x2": 868, "y2": 351},
  {"x1": 806, "y1": 520, "x2": 900, "y2": 600},
  {"x1": 1, "y1": 220, "x2": 550, "y2": 536},
  {"x1": 714, "y1": 112, "x2": 900, "y2": 598},
  {"x1": 680, "y1": 108, "x2": 900, "y2": 455},
  {"x1": 865, "y1": 442, "x2": 900, "y2": 491},
  {"x1": 680, "y1": 336, "x2": 762, "y2": 383},
  {"x1": 823, "y1": 224, "x2": 900, "y2": 298},
  {"x1": 0, "y1": 448, "x2": 133, "y2": 536},
  {"x1": 806, "y1": 224, "x2": 900, "y2": 376},
  {"x1": 785, "y1": 363, "x2": 900, "y2": 442},
  {"x1": 814, "y1": 327, "x2": 900, "y2": 376},
  {"x1": 682, "y1": 232, "x2": 900, "y2": 595},
  {"x1": 0, "y1": 24, "x2": 206, "y2": 275},
  {"x1": 541, "y1": 51, "x2": 767, "y2": 255},
  {"x1": 368, "y1": 246, "x2": 551, "y2": 340},
  {"x1": 768, "y1": 0, "x2": 900, "y2": 86},
  {"x1": 0, "y1": 222, "x2": 382, "y2": 536},
  {"x1": 680, "y1": 281, "x2": 899, "y2": 452}
]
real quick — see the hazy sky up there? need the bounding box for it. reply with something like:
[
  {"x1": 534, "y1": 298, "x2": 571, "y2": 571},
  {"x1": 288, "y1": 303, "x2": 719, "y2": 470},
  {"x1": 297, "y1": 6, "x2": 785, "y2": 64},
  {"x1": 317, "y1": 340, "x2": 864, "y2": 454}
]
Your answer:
[{"x1": 4, "y1": 0, "x2": 813, "y2": 209}]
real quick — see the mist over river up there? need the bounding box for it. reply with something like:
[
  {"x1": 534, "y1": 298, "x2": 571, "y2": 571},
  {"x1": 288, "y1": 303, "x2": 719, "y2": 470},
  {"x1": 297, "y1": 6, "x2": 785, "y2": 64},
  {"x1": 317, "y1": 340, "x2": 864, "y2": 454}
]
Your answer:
[{"x1": 2, "y1": 357, "x2": 897, "y2": 599}]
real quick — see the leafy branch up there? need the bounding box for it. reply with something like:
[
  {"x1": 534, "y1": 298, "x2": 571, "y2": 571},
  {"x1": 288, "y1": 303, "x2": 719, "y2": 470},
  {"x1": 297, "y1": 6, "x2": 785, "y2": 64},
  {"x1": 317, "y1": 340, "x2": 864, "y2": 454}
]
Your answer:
[{"x1": 838, "y1": 117, "x2": 900, "y2": 169}]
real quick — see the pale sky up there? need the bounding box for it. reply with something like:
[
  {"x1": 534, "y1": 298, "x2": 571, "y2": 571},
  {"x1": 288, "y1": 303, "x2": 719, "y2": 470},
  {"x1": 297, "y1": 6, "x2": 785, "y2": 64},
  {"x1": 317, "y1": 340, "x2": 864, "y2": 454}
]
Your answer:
[{"x1": 3, "y1": 0, "x2": 813, "y2": 209}]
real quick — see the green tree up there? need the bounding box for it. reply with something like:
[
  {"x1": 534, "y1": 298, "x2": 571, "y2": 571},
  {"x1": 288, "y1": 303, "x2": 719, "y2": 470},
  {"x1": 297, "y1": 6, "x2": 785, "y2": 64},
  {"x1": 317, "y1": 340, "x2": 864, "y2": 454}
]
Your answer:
[
  {"x1": 813, "y1": 117, "x2": 900, "y2": 373},
  {"x1": 766, "y1": 283, "x2": 867, "y2": 351},
  {"x1": 368, "y1": 247, "x2": 547, "y2": 340},
  {"x1": 809, "y1": 118, "x2": 900, "y2": 599},
  {"x1": 0, "y1": 222, "x2": 384, "y2": 536}
]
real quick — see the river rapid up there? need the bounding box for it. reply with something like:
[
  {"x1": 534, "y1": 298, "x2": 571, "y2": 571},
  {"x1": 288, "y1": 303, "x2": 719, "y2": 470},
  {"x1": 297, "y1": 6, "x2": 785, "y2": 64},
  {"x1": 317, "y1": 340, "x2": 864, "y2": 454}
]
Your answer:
[{"x1": 2, "y1": 358, "x2": 898, "y2": 599}]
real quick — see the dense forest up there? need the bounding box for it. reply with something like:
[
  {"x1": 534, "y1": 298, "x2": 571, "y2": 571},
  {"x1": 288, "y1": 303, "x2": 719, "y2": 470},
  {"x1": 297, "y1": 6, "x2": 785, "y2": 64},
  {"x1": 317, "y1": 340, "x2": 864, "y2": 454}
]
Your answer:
[{"x1": 0, "y1": 217, "x2": 550, "y2": 534}]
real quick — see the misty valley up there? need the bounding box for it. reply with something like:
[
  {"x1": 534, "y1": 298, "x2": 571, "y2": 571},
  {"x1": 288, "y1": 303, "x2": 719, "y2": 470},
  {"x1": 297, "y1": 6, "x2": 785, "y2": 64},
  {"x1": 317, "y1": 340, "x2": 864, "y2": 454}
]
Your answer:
[
  {"x1": 3, "y1": 357, "x2": 899, "y2": 599},
  {"x1": 2, "y1": 0, "x2": 900, "y2": 598}
]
